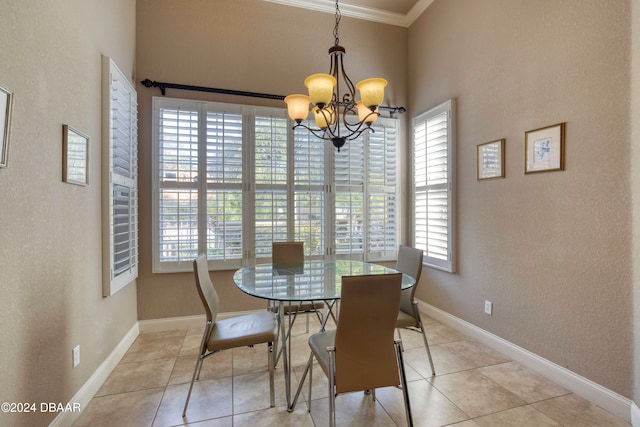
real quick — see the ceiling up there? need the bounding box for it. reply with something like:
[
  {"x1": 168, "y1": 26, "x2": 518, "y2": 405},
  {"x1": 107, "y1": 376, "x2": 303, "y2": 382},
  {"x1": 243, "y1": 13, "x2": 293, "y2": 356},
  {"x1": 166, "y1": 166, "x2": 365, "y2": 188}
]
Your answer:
[{"x1": 264, "y1": 0, "x2": 434, "y2": 27}]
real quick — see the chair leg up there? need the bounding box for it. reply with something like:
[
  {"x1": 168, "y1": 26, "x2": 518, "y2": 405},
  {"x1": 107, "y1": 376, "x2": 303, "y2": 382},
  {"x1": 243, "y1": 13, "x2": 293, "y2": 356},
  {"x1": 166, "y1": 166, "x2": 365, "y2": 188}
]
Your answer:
[
  {"x1": 308, "y1": 355, "x2": 313, "y2": 412},
  {"x1": 290, "y1": 351, "x2": 314, "y2": 412},
  {"x1": 328, "y1": 347, "x2": 336, "y2": 427},
  {"x1": 268, "y1": 341, "x2": 275, "y2": 408},
  {"x1": 395, "y1": 340, "x2": 414, "y2": 427},
  {"x1": 182, "y1": 355, "x2": 203, "y2": 417},
  {"x1": 413, "y1": 301, "x2": 435, "y2": 376}
]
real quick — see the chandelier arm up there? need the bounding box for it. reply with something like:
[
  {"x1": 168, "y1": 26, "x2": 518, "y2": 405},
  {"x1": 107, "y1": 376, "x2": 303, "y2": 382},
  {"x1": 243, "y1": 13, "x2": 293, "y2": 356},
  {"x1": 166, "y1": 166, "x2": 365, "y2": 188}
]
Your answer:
[
  {"x1": 341, "y1": 114, "x2": 378, "y2": 135},
  {"x1": 345, "y1": 124, "x2": 376, "y2": 141},
  {"x1": 338, "y1": 53, "x2": 357, "y2": 102},
  {"x1": 291, "y1": 122, "x2": 335, "y2": 140}
]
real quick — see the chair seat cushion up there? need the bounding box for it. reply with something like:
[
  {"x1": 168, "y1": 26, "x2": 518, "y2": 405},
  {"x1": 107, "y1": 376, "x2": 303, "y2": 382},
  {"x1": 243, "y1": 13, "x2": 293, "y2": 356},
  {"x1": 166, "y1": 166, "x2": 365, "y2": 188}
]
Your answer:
[
  {"x1": 396, "y1": 310, "x2": 418, "y2": 328},
  {"x1": 208, "y1": 311, "x2": 277, "y2": 351},
  {"x1": 308, "y1": 329, "x2": 336, "y2": 377}
]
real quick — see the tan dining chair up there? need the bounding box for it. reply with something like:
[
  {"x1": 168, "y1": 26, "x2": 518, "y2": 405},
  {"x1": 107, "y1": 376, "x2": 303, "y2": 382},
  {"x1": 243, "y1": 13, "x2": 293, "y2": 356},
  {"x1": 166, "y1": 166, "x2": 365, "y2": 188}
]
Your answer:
[
  {"x1": 182, "y1": 253, "x2": 278, "y2": 417},
  {"x1": 395, "y1": 245, "x2": 435, "y2": 376},
  {"x1": 271, "y1": 242, "x2": 324, "y2": 364},
  {"x1": 292, "y1": 273, "x2": 413, "y2": 427}
]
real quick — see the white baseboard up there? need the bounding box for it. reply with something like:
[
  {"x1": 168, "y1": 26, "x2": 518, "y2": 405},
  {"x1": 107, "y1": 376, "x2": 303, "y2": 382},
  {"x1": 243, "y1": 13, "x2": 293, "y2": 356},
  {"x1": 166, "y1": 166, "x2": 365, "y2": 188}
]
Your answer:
[
  {"x1": 138, "y1": 314, "x2": 206, "y2": 333},
  {"x1": 49, "y1": 322, "x2": 139, "y2": 427},
  {"x1": 417, "y1": 300, "x2": 632, "y2": 423},
  {"x1": 632, "y1": 401, "x2": 640, "y2": 427},
  {"x1": 138, "y1": 310, "x2": 263, "y2": 334}
]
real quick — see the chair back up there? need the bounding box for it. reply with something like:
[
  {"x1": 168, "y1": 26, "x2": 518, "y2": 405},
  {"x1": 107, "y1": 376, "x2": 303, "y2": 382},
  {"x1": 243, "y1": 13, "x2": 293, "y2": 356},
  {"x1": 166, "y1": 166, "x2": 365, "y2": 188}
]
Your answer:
[
  {"x1": 272, "y1": 241, "x2": 304, "y2": 267},
  {"x1": 395, "y1": 245, "x2": 424, "y2": 315},
  {"x1": 334, "y1": 273, "x2": 402, "y2": 394},
  {"x1": 193, "y1": 253, "x2": 220, "y2": 324}
]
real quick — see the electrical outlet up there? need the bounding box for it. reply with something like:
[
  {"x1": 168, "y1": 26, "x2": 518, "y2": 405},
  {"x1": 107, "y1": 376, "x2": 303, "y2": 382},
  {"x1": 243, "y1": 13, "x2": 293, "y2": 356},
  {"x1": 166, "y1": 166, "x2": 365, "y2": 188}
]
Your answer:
[
  {"x1": 484, "y1": 300, "x2": 493, "y2": 315},
  {"x1": 73, "y1": 345, "x2": 80, "y2": 368}
]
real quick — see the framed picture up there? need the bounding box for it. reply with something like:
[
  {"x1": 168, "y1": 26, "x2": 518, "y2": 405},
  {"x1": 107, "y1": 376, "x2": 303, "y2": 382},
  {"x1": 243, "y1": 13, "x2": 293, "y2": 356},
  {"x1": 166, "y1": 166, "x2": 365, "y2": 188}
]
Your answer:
[
  {"x1": 63, "y1": 125, "x2": 89, "y2": 186},
  {"x1": 0, "y1": 85, "x2": 14, "y2": 168},
  {"x1": 525, "y1": 122, "x2": 565, "y2": 174},
  {"x1": 477, "y1": 139, "x2": 505, "y2": 180}
]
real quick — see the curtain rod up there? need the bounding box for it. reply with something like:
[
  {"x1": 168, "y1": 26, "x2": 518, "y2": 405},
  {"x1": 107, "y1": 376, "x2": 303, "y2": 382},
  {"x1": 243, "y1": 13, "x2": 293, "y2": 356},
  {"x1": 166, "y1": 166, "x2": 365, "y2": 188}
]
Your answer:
[{"x1": 140, "y1": 79, "x2": 406, "y2": 115}]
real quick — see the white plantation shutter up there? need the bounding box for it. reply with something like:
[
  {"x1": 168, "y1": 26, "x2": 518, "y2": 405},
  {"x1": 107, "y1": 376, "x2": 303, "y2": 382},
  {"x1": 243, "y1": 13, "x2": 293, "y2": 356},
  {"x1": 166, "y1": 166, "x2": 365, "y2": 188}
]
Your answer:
[
  {"x1": 205, "y1": 110, "x2": 244, "y2": 264},
  {"x1": 413, "y1": 99, "x2": 456, "y2": 272},
  {"x1": 102, "y1": 56, "x2": 138, "y2": 296},
  {"x1": 157, "y1": 107, "x2": 199, "y2": 266},
  {"x1": 367, "y1": 121, "x2": 397, "y2": 260},
  {"x1": 335, "y1": 135, "x2": 365, "y2": 259},
  {"x1": 294, "y1": 127, "x2": 326, "y2": 258},
  {"x1": 152, "y1": 98, "x2": 400, "y2": 272},
  {"x1": 254, "y1": 115, "x2": 288, "y2": 259},
  {"x1": 153, "y1": 99, "x2": 245, "y2": 271}
]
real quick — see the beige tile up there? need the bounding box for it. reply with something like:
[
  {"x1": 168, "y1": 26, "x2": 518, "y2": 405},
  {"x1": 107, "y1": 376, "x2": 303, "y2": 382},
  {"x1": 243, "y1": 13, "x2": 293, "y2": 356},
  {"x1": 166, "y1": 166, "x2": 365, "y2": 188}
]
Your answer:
[
  {"x1": 232, "y1": 343, "x2": 274, "y2": 376},
  {"x1": 473, "y1": 405, "x2": 561, "y2": 426},
  {"x1": 73, "y1": 387, "x2": 164, "y2": 427},
  {"x1": 477, "y1": 362, "x2": 570, "y2": 403},
  {"x1": 121, "y1": 332, "x2": 185, "y2": 364},
  {"x1": 96, "y1": 358, "x2": 175, "y2": 396},
  {"x1": 533, "y1": 394, "x2": 631, "y2": 426},
  {"x1": 233, "y1": 404, "x2": 315, "y2": 426},
  {"x1": 309, "y1": 393, "x2": 397, "y2": 426},
  {"x1": 153, "y1": 378, "x2": 233, "y2": 427},
  {"x1": 445, "y1": 421, "x2": 481, "y2": 427},
  {"x1": 284, "y1": 328, "x2": 317, "y2": 368},
  {"x1": 404, "y1": 344, "x2": 475, "y2": 378},
  {"x1": 292, "y1": 359, "x2": 329, "y2": 405},
  {"x1": 425, "y1": 322, "x2": 468, "y2": 345},
  {"x1": 395, "y1": 326, "x2": 430, "y2": 350},
  {"x1": 233, "y1": 369, "x2": 295, "y2": 413},
  {"x1": 168, "y1": 352, "x2": 233, "y2": 385},
  {"x1": 179, "y1": 333, "x2": 204, "y2": 357},
  {"x1": 186, "y1": 327, "x2": 205, "y2": 336},
  {"x1": 185, "y1": 417, "x2": 232, "y2": 426},
  {"x1": 375, "y1": 379, "x2": 469, "y2": 427},
  {"x1": 439, "y1": 339, "x2": 510, "y2": 369},
  {"x1": 430, "y1": 370, "x2": 526, "y2": 418},
  {"x1": 78, "y1": 327, "x2": 631, "y2": 427}
]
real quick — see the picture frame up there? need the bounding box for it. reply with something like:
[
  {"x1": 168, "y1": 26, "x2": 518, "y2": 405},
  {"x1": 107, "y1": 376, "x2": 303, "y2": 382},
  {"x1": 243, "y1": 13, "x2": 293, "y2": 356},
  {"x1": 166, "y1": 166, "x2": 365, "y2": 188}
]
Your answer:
[
  {"x1": 0, "y1": 85, "x2": 14, "y2": 168},
  {"x1": 477, "y1": 139, "x2": 505, "y2": 180},
  {"x1": 63, "y1": 125, "x2": 89, "y2": 186},
  {"x1": 525, "y1": 122, "x2": 565, "y2": 174}
]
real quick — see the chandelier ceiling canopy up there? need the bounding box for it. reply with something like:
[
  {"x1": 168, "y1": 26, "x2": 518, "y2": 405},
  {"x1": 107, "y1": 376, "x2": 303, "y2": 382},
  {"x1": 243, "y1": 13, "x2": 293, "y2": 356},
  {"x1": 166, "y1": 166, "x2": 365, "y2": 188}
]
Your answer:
[{"x1": 284, "y1": 0, "x2": 388, "y2": 151}]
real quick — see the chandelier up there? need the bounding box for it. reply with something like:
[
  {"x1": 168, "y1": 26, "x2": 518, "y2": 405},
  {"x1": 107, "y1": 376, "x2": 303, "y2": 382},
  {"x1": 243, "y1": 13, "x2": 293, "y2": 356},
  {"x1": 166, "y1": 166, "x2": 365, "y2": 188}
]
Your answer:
[{"x1": 284, "y1": 0, "x2": 387, "y2": 152}]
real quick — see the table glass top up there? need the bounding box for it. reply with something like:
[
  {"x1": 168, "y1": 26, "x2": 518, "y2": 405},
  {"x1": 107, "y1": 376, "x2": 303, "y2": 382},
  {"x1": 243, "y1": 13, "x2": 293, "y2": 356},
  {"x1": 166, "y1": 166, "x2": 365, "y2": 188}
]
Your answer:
[{"x1": 233, "y1": 260, "x2": 415, "y2": 301}]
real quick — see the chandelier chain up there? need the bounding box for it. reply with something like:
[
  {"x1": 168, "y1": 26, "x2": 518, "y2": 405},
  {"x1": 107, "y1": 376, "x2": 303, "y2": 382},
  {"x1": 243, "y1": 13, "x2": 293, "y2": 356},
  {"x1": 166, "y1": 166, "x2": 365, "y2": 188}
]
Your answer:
[{"x1": 333, "y1": 0, "x2": 341, "y2": 46}]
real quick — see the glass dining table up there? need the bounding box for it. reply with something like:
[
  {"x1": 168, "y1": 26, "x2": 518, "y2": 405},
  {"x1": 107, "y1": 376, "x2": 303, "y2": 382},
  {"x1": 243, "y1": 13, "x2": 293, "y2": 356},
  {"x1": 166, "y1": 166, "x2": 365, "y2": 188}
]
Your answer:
[{"x1": 233, "y1": 259, "x2": 416, "y2": 409}]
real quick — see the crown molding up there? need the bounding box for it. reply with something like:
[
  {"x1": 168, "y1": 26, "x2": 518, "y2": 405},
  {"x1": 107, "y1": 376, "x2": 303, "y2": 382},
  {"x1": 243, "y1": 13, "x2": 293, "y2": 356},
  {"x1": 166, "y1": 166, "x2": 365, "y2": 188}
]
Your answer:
[{"x1": 264, "y1": 0, "x2": 434, "y2": 27}]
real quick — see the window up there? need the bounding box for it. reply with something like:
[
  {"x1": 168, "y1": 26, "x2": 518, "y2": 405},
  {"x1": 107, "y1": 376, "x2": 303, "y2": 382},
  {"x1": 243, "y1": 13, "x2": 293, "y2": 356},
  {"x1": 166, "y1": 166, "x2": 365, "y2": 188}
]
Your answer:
[
  {"x1": 102, "y1": 56, "x2": 138, "y2": 296},
  {"x1": 412, "y1": 99, "x2": 456, "y2": 272},
  {"x1": 152, "y1": 97, "x2": 399, "y2": 272}
]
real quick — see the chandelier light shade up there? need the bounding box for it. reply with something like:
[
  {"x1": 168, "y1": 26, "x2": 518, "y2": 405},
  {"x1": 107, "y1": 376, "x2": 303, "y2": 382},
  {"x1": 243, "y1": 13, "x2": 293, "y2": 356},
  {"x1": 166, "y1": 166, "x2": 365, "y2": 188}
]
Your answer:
[
  {"x1": 284, "y1": 94, "x2": 310, "y2": 122},
  {"x1": 284, "y1": 0, "x2": 389, "y2": 151},
  {"x1": 356, "y1": 78, "x2": 387, "y2": 108}
]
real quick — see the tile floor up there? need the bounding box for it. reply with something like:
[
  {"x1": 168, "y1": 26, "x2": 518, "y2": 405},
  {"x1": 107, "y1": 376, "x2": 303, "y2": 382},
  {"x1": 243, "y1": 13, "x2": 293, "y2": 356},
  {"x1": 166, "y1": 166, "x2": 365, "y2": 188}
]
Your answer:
[{"x1": 73, "y1": 312, "x2": 631, "y2": 427}]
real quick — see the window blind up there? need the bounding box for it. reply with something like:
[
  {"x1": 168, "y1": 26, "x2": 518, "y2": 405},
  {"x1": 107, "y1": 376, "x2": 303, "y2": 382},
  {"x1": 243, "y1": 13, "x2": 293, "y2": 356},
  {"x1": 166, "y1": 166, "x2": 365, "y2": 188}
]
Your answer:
[
  {"x1": 413, "y1": 99, "x2": 456, "y2": 272},
  {"x1": 102, "y1": 56, "x2": 138, "y2": 296},
  {"x1": 152, "y1": 97, "x2": 400, "y2": 272}
]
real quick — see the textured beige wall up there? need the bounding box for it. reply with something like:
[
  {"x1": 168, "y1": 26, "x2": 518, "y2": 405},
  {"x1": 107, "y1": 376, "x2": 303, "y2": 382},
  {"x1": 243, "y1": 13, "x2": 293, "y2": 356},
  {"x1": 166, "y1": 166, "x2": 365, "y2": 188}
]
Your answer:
[
  {"x1": 0, "y1": 1, "x2": 137, "y2": 425},
  {"x1": 135, "y1": 0, "x2": 408, "y2": 319},
  {"x1": 632, "y1": 0, "x2": 640, "y2": 409},
  {"x1": 409, "y1": 0, "x2": 632, "y2": 397}
]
